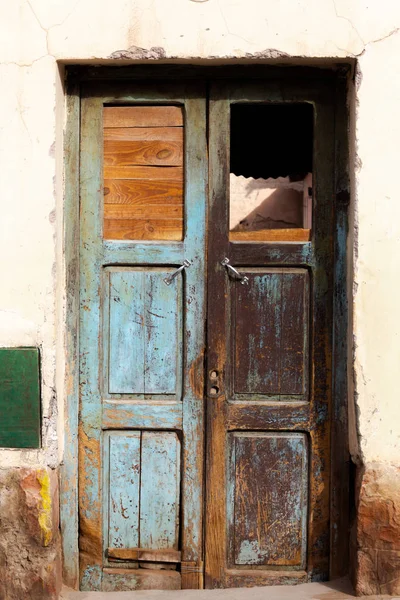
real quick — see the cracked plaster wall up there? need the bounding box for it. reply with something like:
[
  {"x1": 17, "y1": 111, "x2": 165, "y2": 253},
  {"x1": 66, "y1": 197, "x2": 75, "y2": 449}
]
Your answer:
[{"x1": 0, "y1": 0, "x2": 400, "y2": 472}]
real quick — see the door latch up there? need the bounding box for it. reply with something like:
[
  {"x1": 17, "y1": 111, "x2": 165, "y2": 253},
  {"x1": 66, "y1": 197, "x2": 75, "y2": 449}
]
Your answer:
[
  {"x1": 163, "y1": 259, "x2": 192, "y2": 286},
  {"x1": 221, "y1": 258, "x2": 249, "y2": 285}
]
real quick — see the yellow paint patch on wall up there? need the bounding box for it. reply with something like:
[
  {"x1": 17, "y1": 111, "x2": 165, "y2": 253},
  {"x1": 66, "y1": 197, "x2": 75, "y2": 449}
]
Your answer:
[{"x1": 37, "y1": 470, "x2": 53, "y2": 547}]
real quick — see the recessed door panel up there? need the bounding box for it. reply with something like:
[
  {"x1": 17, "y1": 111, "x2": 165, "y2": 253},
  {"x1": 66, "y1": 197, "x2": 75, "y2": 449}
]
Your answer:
[
  {"x1": 232, "y1": 269, "x2": 309, "y2": 399},
  {"x1": 104, "y1": 431, "x2": 181, "y2": 557},
  {"x1": 106, "y1": 267, "x2": 182, "y2": 398},
  {"x1": 228, "y1": 432, "x2": 308, "y2": 568}
]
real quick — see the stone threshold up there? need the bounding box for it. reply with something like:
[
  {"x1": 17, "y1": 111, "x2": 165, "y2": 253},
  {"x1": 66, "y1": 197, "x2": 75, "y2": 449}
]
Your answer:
[{"x1": 60, "y1": 577, "x2": 396, "y2": 599}]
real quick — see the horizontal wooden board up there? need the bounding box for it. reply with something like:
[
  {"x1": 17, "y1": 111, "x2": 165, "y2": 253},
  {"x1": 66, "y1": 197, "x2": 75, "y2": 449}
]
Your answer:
[
  {"x1": 103, "y1": 106, "x2": 184, "y2": 128},
  {"x1": 104, "y1": 166, "x2": 183, "y2": 181},
  {"x1": 104, "y1": 140, "x2": 183, "y2": 167},
  {"x1": 105, "y1": 204, "x2": 183, "y2": 220},
  {"x1": 230, "y1": 228, "x2": 311, "y2": 242},
  {"x1": 102, "y1": 568, "x2": 181, "y2": 591},
  {"x1": 104, "y1": 179, "x2": 183, "y2": 205},
  {"x1": 104, "y1": 127, "x2": 183, "y2": 142},
  {"x1": 107, "y1": 548, "x2": 181, "y2": 563},
  {"x1": 104, "y1": 218, "x2": 183, "y2": 241}
]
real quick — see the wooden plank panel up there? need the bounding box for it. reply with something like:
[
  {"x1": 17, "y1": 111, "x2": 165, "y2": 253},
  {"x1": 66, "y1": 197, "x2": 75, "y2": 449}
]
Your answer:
[
  {"x1": 234, "y1": 272, "x2": 281, "y2": 394},
  {"x1": 104, "y1": 140, "x2": 183, "y2": 167},
  {"x1": 104, "y1": 127, "x2": 183, "y2": 142},
  {"x1": 230, "y1": 432, "x2": 308, "y2": 567},
  {"x1": 144, "y1": 271, "x2": 181, "y2": 395},
  {"x1": 104, "y1": 218, "x2": 183, "y2": 241},
  {"x1": 105, "y1": 204, "x2": 183, "y2": 219},
  {"x1": 104, "y1": 179, "x2": 183, "y2": 205},
  {"x1": 140, "y1": 432, "x2": 181, "y2": 550},
  {"x1": 108, "y1": 433, "x2": 141, "y2": 549},
  {"x1": 108, "y1": 270, "x2": 145, "y2": 393},
  {"x1": 280, "y1": 271, "x2": 309, "y2": 395},
  {"x1": 230, "y1": 228, "x2": 311, "y2": 242},
  {"x1": 104, "y1": 166, "x2": 183, "y2": 181},
  {"x1": 103, "y1": 106, "x2": 184, "y2": 128}
]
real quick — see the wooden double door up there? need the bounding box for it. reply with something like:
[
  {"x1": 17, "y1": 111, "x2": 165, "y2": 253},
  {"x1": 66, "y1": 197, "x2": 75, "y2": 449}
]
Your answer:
[{"x1": 78, "y1": 75, "x2": 344, "y2": 591}]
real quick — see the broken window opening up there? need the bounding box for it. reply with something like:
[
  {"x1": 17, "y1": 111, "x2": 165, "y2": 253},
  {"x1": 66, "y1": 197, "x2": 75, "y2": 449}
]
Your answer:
[{"x1": 229, "y1": 103, "x2": 313, "y2": 242}]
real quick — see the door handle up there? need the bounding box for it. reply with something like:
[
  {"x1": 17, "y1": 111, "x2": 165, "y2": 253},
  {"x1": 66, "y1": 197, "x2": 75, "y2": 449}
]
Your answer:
[
  {"x1": 163, "y1": 259, "x2": 192, "y2": 286},
  {"x1": 221, "y1": 258, "x2": 249, "y2": 285}
]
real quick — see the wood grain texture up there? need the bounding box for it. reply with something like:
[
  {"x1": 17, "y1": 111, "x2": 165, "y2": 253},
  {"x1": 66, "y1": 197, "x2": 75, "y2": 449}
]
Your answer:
[
  {"x1": 104, "y1": 140, "x2": 183, "y2": 167},
  {"x1": 104, "y1": 218, "x2": 183, "y2": 241},
  {"x1": 104, "y1": 165, "x2": 183, "y2": 180},
  {"x1": 103, "y1": 106, "x2": 184, "y2": 241},
  {"x1": 103, "y1": 106, "x2": 183, "y2": 128},
  {"x1": 104, "y1": 178, "x2": 183, "y2": 204},
  {"x1": 230, "y1": 228, "x2": 311, "y2": 242},
  {"x1": 104, "y1": 127, "x2": 183, "y2": 142},
  {"x1": 229, "y1": 432, "x2": 308, "y2": 567}
]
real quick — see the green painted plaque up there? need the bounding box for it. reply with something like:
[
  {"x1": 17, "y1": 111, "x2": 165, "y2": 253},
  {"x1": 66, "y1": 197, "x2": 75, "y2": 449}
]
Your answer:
[{"x1": 0, "y1": 348, "x2": 41, "y2": 448}]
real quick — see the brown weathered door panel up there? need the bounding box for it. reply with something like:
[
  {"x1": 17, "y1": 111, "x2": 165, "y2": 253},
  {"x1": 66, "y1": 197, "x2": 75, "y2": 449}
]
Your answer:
[{"x1": 205, "y1": 79, "x2": 336, "y2": 588}]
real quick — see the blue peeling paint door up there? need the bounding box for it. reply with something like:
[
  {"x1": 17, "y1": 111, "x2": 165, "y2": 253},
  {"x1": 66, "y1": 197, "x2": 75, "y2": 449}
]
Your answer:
[
  {"x1": 79, "y1": 83, "x2": 207, "y2": 591},
  {"x1": 78, "y1": 76, "x2": 341, "y2": 592}
]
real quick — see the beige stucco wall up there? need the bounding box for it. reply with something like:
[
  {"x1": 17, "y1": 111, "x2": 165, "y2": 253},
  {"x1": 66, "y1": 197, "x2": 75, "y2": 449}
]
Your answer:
[{"x1": 0, "y1": 0, "x2": 400, "y2": 470}]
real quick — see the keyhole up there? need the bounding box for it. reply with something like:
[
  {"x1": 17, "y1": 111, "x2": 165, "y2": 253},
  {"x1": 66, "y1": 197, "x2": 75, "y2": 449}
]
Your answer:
[
  {"x1": 210, "y1": 386, "x2": 219, "y2": 395},
  {"x1": 210, "y1": 370, "x2": 218, "y2": 379}
]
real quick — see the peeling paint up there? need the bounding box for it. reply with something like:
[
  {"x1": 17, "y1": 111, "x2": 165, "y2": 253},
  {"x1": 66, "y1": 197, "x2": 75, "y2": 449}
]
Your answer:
[{"x1": 38, "y1": 470, "x2": 53, "y2": 547}]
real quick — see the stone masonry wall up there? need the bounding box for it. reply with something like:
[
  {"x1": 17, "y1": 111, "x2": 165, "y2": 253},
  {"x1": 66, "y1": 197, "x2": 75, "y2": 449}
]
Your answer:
[{"x1": 0, "y1": 468, "x2": 61, "y2": 600}]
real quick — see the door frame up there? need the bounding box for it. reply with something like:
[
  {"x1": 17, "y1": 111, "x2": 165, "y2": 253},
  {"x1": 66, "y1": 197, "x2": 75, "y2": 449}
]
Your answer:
[{"x1": 61, "y1": 64, "x2": 351, "y2": 589}]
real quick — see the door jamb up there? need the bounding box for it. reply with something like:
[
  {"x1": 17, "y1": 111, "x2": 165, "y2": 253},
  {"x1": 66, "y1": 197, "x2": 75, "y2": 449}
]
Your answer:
[{"x1": 61, "y1": 64, "x2": 351, "y2": 589}]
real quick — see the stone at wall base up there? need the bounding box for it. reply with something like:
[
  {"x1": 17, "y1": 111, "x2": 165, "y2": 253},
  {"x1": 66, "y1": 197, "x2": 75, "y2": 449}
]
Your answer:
[
  {"x1": 353, "y1": 462, "x2": 400, "y2": 596},
  {"x1": 0, "y1": 467, "x2": 61, "y2": 600}
]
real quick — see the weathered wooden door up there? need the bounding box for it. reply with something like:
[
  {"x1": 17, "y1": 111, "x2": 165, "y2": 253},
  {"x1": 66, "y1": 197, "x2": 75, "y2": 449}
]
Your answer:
[
  {"x1": 79, "y1": 82, "x2": 207, "y2": 591},
  {"x1": 205, "y1": 80, "x2": 336, "y2": 587},
  {"x1": 78, "y1": 74, "x2": 342, "y2": 591}
]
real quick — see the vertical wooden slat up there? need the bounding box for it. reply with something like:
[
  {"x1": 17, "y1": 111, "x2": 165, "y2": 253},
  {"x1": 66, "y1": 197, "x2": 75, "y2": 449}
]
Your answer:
[
  {"x1": 205, "y1": 84, "x2": 230, "y2": 589},
  {"x1": 330, "y1": 71, "x2": 350, "y2": 578},
  {"x1": 234, "y1": 272, "x2": 281, "y2": 394},
  {"x1": 306, "y1": 87, "x2": 336, "y2": 581},
  {"x1": 108, "y1": 433, "x2": 141, "y2": 549},
  {"x1": 180, "y1": 92, "x2": 207, "y2": 589},
  {"x1": 280, "y1": 271, "x2": 309, "y2": 395},
  {"x1": 140, "y1": 432, "x2": 181, "y2": 549},
  {"x1": 144, "y1": 270, "x2": 181, "y2": 395},
  {"x1": 61, "y1": 76, "x2": 80, "y2": 588},
  {"x1": 79, "y1": 91, "x2": 104, "y2": 590},
  {"x1": 108, "y1": 271, "x2": 145, "y2": 394}
]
